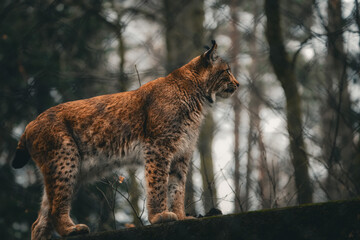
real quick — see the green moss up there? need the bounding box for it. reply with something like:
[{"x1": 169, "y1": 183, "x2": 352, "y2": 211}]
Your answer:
[{"x1": 61, "y1": 199, "x2": 360, "y2": 240}]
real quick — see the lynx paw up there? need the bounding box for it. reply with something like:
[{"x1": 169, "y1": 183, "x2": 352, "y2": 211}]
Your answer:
[
  {"x1": 150, "y1": 211, "x2": 178, "y2": 224},
  {"x1": 31, "y1": 226, "x2": 52, "y2": 240},
  {"x1": 65, "y1": 224, "x2": 90, "y2": 237}
]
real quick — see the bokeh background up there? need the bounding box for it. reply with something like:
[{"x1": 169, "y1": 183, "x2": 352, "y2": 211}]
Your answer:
[{"x1": 0, "y1": 0, "x2": 359, "y2": 239}]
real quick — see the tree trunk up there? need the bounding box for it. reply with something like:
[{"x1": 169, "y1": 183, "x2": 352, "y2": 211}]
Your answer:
[
  {"x1": 256, "y1": 117, "x2": 272, "y2": 208},
  {"x1": 127, "y1": 169, "x2": 142, "y2": 227},
  {"x1": 322, "y1": 0, "x2": 358, "y2": 199},
  {"x1": 246, "y1": 0, "x2": 273, "y2": 209},
  {"x1": 68, "y1": 200, "x2": 360, "y2": 240},
  {"x1": 245, "y1": 119, "x2": 253, "y2": 211},
  {"x1": 184, "y1": 163, "x2": 196, "y2": 216},
  {"x1": 163, "y1": 0, "x2": 206, "y2": 215},
  {"x1": 230, "y1": 0, "x2": 242, "y2": 213},
  {"x1": 264, "y1": 0, "x2": 313, "y2": 204},
  {"x1": 198, "y1": 113, "x2": 217, "y2": 212},
  {"x1": 97, "y1": 184, "x2": 116, "y2": 231},
  {"x1": 117, "y1": 18, "x2": 129, "y2": 92},
  {"x1": 164, "y1": 0, "x2": 205, "y2": 72}
]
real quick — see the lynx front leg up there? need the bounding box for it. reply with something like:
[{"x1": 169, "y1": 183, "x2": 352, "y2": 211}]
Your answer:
[
  {"x1": 168, "y1": 155, "x2": 194, "y2": 220},
  {"x1": 144, "y1": 145, "x2": 178, "y2": 224}
]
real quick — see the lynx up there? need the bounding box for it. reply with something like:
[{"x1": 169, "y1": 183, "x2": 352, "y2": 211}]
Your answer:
[{"x1": 12, "y1": 40, "x2": 239, "y2": 239}]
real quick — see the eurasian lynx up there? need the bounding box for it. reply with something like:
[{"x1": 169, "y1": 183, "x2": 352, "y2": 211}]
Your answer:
[{"x1": 12, "y1": 40, "x2": 239, "y2": 239}]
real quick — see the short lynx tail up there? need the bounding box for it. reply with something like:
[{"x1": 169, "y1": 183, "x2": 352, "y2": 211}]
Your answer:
[{"x1": 12, "y1": 133, "x2": 30, "y2": 169}]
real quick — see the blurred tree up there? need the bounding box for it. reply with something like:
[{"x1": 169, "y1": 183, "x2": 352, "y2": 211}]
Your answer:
[
  {"x1": 127, "y1": 169, "x2": 142, "y2": 227},
  {"x1": 265, "y1": 0, "x2": 313, "y2": 204},
  {"x1": 163, "y1": 0, "x2": 216, "y2": 215},
  {"x1": 0, "y1": 164, "x2": 40, "y2": 239},
  {"x1": 96, "y1": 184, "x2": 116, "y2": 231},
  {"x1": 321, "y1": 0, "x2": 359, "y2": 199},
  {"x1": 246, "y1": 0, "x2": 270, "y2": 211},
  {"x1": 1, "y1": 0, "x2": 360, "y2": 238},
  {"x1": 245, "y1": 0, "x2": 276, "y2": 210},
  {"x1": 283, "y1": 0, "x2": 314, "y2": 41},
  {"x1": 198, "y1": 113, "x2": 217, "y2": 213},
  {"x1": 0, "y1": 0, "x2": 124, "y2": 237},
  {"x1": 230, "y1": 0, "x2": 243, "y2": 213},
  {"x1": 163, "y1": 0, "x2": 205, "y2": 72}
]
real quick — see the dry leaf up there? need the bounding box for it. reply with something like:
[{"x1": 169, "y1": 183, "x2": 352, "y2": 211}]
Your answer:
[{"x1": 118, "y1": 175, "x2": 125, "y2": 184}]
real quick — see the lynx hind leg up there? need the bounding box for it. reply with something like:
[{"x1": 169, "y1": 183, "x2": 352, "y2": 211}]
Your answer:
[
  {"x1": 31, "y1": 193, "x2": 53, "y2": 240},
  {"x1": 144, "y1": 145, "x2": 178, "y2": 224},
  {"x1": 43, "y1": 139, "x2": 89, "y2": 237}
]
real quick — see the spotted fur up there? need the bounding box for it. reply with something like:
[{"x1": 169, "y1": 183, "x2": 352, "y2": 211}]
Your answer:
[{"x1": 12, "y1": 41, "x2": 239, "y2": 239}]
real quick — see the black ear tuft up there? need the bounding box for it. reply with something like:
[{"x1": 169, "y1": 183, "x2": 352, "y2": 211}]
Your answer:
[
  {"x1": 204, "y1": 45, "x2": 210, "y2": 50},
  {"x1": 202, "y1": 40, "x2": 218, "y2": 66}
]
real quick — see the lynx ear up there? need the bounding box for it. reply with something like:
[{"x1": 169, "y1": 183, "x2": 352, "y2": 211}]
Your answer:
[{"x1": 202, "y1": 40, "x2": 218, "y2": 66}]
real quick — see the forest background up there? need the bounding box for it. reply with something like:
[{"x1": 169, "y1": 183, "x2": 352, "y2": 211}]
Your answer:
[{"x1": 0, "y1": 0, "x2": 359, "y2": 239}]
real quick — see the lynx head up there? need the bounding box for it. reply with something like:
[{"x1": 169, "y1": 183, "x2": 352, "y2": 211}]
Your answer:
[{"x1": 200, "y1": 40, "x2": 239, "y2": 103}]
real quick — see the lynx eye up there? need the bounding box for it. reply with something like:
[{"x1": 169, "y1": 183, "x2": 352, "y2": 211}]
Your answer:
[
  {"x1": 221, "y1": 69, "x2": 231, "y2": 75},
  {"x1": 223, "y1": 68, "x2": 231, "y2": 75}
]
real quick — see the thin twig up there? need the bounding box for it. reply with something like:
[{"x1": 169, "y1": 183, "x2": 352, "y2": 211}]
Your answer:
[
  {"x1": 114, "y1": 187, "x2": 144, "y2": 226},
  {"x1": 219, "y1": 167, "x2": 244, "y2": 212},
  {"x1": 95, "y1": 185, "x2": 117, "y2": 230},
  {"x1": 135, "y1": 64, "x2": 141, "y2": 87},
  {"x1": 101, "y1": 178, "x2": 144, "y2": 226},
  {"x1": 96, "y1": 186, "x2": 113, "y2": 213},
  {"x1": 134, "y1": 174, "x2": 147, "y2": 219}
]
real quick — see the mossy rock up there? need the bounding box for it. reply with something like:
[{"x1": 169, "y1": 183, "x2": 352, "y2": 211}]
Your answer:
[{"x1": 62, "y1": 199, "x2": 360, "y2": 240}]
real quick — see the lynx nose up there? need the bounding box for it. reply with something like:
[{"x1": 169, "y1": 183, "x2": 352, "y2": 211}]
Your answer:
[{"x1": 233, "y1": 79, "x2": 239, "y2": 88}]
